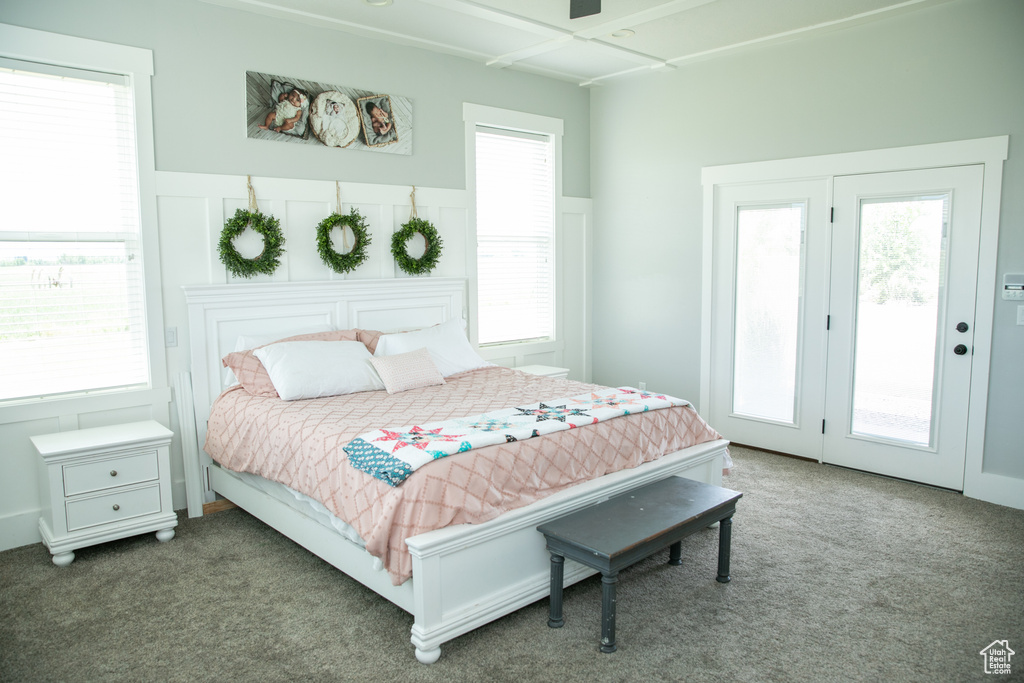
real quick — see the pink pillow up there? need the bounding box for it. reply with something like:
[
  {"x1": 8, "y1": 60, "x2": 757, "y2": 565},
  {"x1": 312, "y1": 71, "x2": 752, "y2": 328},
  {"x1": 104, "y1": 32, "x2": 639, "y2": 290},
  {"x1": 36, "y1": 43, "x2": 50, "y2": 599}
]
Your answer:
[
  {"x1": 368, "y1": 347, "x2": 445, "y2": 394},
  {"x1": 357, "y1": 329, "x2": 383, "y2": 354},
  {"x1": 222, "y1": 329, "x2": 360, "y2": 397}
]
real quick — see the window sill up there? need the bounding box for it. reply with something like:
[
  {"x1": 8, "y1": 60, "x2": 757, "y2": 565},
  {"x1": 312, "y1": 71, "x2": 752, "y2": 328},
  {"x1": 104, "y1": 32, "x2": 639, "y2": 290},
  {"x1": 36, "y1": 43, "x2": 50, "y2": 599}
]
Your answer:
[
  {"x1": 0, "y1": 386, "x2": 172, "y2": 425},
  {"x1": 477, "y1": 338, "x2": 564, "y2": 361}
]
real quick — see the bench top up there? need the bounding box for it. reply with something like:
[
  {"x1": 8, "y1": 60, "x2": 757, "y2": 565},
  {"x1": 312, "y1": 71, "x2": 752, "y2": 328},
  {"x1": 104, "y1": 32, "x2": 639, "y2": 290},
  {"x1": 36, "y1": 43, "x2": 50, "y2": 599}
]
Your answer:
[{"x1": 537, "y1": 477, "x2": 741, "y2": 569}]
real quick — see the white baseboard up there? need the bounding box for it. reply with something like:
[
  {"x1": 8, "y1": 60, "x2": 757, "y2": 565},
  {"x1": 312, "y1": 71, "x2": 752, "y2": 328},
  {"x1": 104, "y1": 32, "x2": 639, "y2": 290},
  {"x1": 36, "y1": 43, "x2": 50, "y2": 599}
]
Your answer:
[
  {"x1": 0, "y1": 510, "x2": 42, "y2": 552},
  {"x1": 965, "y1": 471, "x2": 1024, "y2": 510}
]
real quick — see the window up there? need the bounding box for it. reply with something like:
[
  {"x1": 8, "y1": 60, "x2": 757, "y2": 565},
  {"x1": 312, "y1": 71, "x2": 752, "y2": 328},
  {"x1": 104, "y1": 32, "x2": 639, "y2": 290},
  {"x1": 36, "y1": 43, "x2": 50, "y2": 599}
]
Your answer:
[
  {"x1": 0, "y1": 61, "x2": 149, "y2": 402},
  {"x1": 731, "y1": 203, "x2": 806, "y2": 424},
  {"x1": 474, "y1": 125, "x2": 556, "y2": 345}
]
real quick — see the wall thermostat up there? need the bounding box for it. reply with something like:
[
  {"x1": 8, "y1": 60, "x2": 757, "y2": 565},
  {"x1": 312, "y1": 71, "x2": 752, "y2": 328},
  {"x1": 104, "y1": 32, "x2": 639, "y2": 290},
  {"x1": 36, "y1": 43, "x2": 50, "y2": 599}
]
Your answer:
[{"x1": 1003, "y1": 274, "x2": 1024, "y2": 300}]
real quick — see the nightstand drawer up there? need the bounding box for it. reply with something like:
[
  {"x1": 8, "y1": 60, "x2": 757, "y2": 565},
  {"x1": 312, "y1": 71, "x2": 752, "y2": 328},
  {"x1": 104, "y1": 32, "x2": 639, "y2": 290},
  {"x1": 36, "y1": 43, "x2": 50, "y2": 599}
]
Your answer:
[
  {"x1": 66, "y1": 485, "x2": 162, "y2": 532},
  {"x1": 63, "y1": 450, "x2": 159, "y2": 496}
]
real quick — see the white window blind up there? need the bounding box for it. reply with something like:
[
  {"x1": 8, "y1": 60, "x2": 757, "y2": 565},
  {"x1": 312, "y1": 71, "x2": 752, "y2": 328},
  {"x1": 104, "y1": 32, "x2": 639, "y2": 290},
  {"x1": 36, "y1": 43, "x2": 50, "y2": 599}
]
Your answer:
[
  {"x1": 0, "y1": 62, "x2": 149, "y2": 402},
  {"x1": 475, "y1": 126, "x2": 555, "y2": 345}
]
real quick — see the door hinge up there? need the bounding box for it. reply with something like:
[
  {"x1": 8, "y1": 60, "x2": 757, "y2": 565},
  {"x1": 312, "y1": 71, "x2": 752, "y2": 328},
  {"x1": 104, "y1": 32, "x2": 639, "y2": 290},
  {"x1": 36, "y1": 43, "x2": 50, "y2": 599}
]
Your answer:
[
  {"x1": 822, "y1": 419, "x2": 826, "y2": 434},
  {"x1": 830, "y1": 207, "x2": 834, "y2": 223},
  {"x1": 826, "y1": 314, "x2": 830, "y2": 330}
]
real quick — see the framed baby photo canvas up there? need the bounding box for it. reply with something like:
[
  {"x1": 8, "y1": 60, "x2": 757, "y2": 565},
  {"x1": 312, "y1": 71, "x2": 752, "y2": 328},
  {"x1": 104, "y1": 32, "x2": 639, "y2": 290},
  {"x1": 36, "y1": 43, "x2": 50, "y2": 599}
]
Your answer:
[{"x1": 245, "y1": 71, "x2": 412, "y2": 155}]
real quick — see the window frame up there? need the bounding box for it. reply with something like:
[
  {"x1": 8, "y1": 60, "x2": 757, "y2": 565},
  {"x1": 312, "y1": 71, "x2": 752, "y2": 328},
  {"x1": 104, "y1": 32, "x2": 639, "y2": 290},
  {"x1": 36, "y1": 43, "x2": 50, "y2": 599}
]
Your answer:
[
  {"x1": 463, "y1": 103, "x2": 564, "y2": 360},
  {"x1": 0, "y1": 23, "x2": 167, "y2": 421}
]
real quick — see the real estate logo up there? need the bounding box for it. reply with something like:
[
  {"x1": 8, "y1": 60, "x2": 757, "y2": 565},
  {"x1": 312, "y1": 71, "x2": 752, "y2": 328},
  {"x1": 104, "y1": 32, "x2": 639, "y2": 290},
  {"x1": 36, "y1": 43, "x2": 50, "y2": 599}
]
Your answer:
[{"x1": 980, "y1": 640, "x2": 1014, "y2": 675}]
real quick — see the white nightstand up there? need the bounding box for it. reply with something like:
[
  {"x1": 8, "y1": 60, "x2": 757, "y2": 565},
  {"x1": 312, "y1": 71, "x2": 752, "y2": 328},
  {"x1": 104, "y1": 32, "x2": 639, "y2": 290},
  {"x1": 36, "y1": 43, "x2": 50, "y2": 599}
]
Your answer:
[
  {"x1": 31, "y1": 420, "x2": 177, "y2": 566},
  {"x1": 515, "y1": 364, "x2": 571, "y2": 379}
]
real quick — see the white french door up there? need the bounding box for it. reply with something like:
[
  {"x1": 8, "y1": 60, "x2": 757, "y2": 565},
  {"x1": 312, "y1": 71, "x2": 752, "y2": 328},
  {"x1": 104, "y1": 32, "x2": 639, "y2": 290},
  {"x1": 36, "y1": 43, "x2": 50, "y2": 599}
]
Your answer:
[
  {"x1": 823, "y1": 166, "x2": 982, "y2": 489},
  {"x1": 709, "y1": 165, "x2": 984, "y2": 490},
  {"x1": 709, "y1": 180, "x2": 830, "y2": 459}
]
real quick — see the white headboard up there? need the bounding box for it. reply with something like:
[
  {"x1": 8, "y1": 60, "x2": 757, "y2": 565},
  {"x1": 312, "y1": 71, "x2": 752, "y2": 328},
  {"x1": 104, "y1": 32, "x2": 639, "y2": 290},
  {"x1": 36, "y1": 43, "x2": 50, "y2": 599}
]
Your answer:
[{"x1": 181, "y1": 277, "x2": 467, "y2": 515}]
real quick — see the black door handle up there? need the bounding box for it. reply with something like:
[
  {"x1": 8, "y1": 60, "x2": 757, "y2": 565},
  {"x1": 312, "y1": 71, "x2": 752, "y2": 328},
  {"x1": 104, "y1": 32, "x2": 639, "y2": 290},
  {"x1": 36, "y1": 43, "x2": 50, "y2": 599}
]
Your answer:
[{"x1": 954, "y1": 344, "x2": 968, "y2": 356}]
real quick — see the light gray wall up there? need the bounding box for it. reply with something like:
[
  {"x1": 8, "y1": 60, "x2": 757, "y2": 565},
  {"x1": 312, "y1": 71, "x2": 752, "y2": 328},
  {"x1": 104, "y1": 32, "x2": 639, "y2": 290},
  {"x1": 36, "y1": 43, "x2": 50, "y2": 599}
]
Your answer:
[
  {"x1": 589, "y1": 0, "x2": 1024, "y2": 478},
  {"x1": 0, "y1": 0, "x2": 590, "y2": 196}
]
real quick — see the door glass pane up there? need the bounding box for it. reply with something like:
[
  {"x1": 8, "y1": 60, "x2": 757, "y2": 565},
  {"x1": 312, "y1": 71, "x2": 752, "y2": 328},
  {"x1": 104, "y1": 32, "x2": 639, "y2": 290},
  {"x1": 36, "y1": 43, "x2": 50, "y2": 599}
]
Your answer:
[
  {"x1": 851, "y1": 195, "x2": 948, "y2": 446},
  {"x1": 732, "y1": 204, "x2": 805, "y2": 423}
]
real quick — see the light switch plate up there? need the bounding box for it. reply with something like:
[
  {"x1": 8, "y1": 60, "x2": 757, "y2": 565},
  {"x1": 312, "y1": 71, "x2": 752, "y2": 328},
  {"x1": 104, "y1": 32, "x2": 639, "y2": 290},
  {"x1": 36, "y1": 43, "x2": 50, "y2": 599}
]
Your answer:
[{"x1": 1003, "y1": 274, "x2": 1024, "y2": 300}]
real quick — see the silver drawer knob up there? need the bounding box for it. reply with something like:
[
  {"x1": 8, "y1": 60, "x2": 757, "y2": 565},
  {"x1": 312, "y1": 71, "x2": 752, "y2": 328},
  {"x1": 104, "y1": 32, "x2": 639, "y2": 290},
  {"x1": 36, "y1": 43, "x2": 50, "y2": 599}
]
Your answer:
[
  {"x1": 110, "y1": 470, "x2": 118, "y2": 477},
  {"x1": 112, "y1": 504, "x2": 120, "y2": 511}
]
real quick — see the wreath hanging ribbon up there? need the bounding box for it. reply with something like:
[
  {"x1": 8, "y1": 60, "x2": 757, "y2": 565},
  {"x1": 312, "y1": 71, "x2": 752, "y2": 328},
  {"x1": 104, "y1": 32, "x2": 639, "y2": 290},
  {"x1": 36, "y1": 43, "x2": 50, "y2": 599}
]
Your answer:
[
  {"x1": 218, "y1": 175, "x2": 285, "y2": 278},
  {"x1": 316, "y1": 182, "x2": 371, "y2": 274},
  {"x1": 392, "y1": 185, "x2": 443, "y2": 275}
]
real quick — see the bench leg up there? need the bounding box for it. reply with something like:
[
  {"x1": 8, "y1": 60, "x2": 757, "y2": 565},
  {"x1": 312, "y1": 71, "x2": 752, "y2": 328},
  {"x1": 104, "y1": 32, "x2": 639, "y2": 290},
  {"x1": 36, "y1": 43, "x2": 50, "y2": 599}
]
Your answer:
[
  {"x1": 668, "y1": 541, "x2": 682, "y2": 566},
  {"x1": 600, "y1": 572, "x2": 618, "y2": 653},
  {"x1": 716, "y1": 515, "x2": 733, "y2": 583},
  {"x1": 548, "y1": 553, "x2": 565, "y2": 628}
]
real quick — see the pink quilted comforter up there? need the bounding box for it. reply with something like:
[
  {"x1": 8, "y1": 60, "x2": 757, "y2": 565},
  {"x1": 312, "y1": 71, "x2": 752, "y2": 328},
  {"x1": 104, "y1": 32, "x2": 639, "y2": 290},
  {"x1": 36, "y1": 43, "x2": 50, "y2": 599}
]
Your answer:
[{"x1": 204, "y1": 366, "x2": 722, "y2": 584}]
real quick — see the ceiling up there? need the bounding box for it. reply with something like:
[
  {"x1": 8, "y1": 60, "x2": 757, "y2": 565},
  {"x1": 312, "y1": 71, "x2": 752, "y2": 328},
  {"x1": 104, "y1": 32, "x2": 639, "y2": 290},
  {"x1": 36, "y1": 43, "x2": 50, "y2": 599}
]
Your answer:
[{"x1": 202, "y1": 0, "x2": 950, "y2": 86}]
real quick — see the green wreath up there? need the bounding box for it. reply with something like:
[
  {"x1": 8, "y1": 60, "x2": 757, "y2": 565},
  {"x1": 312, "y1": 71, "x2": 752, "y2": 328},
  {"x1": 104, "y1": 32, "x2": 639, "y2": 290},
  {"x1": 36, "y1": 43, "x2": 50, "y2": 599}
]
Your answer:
[
  {"x1": 392, "y1": 217, "x2": 443, "y2": 275},
  {"x1": 218, "y1": 208, "x2": 285, "y2": 278},
  {"x1": 316, "y1": 208, "x2": 372, "y2": 274}
]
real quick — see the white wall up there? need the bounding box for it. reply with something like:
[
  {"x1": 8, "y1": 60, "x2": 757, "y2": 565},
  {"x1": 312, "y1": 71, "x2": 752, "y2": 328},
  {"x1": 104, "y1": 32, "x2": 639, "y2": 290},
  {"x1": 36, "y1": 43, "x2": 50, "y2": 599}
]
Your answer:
[
  {"x1": 0, "y1": 0, "x2": 592, "y2": 550},
  {"x1": 590, "y1": 0, "x2": 1024, "y2": 484}
]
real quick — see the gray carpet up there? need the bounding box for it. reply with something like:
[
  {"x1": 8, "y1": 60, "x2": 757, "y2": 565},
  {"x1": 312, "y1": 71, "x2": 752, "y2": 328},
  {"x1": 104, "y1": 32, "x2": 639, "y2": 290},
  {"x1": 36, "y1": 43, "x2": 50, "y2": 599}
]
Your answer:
[{"x1": 2, "y1": 446, "x2": 1022, "y2": 682}]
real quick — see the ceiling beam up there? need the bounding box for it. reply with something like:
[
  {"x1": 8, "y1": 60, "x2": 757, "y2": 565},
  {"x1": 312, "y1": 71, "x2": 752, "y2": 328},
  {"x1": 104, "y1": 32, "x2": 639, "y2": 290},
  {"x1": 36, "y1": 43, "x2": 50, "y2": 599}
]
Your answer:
[
  {"x1": 571, "y1": 0, "x2": 718, "y2": 40},
  {"x1": 417, "y1": 0, "x2": 569, "y2": 39},
  {"x1": 487, "y1": 35, "x2": 576, "y2": 69},
  {"x1": 432, "y1": 0, "x2": 717, "y2": 72}
]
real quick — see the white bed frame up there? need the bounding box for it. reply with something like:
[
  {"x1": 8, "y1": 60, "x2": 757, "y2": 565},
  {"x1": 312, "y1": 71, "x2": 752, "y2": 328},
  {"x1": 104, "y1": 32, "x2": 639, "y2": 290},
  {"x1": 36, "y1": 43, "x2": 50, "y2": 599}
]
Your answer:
[{"x1": 181, "y1": 278, "x2": 729, "y2": 664}]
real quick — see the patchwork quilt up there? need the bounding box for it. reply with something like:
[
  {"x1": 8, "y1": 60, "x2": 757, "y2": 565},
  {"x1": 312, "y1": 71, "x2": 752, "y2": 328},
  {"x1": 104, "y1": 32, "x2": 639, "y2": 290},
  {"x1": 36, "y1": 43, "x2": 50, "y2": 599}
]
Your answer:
[{"x1": 345, "y1": 388, "x2": 689, "y2": 486}]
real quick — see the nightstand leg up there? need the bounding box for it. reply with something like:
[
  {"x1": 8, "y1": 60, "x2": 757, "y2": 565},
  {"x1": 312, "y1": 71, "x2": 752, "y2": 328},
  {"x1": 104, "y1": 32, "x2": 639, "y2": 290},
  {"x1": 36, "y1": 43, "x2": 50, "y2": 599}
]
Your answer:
[
  {"x1": 548, "y1": 553, "x2": 565, "y2": 628},
  {"x1": 51, "y1": 551, "x2": 74, "y2": 567},
  {"x1": 156, "y1": 528, "x2": 175, "y2": 543},
  {"x1": 600, "y1": 572, "x2": 618, "y2": 653}
]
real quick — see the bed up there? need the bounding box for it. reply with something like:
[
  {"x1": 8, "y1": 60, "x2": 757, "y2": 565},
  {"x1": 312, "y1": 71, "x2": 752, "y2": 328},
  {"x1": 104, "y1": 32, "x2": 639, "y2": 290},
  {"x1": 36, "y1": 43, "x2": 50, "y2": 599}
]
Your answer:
[{"x1": 181, "y1": 278, "x2": 730, "y2": 663}]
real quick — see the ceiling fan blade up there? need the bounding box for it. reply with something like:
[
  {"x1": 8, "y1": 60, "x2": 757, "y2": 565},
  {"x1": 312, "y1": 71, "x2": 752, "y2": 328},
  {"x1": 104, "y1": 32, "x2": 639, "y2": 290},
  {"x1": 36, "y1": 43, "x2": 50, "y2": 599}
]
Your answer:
[{"x1": 569, "y1": 0, "x2": 601, "y2": 19}]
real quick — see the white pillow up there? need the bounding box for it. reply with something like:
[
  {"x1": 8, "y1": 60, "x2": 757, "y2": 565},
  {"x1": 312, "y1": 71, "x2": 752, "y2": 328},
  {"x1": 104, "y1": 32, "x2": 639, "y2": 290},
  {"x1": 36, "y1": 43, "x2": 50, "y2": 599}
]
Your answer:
[
  {"x1": 253, "y1": 340, "x2": 384, "y2": 401},
  {"x1": 223, "y1": 325, "x2": 334, "y2": 389},
  {"x1": 373, "y1": 318, "x2": 491, "y2": 378}
]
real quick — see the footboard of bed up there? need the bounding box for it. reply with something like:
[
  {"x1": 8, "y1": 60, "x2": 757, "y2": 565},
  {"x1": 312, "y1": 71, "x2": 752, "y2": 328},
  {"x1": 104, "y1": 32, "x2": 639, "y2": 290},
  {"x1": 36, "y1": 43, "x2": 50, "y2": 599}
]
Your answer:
[{"x1": 404, "y1": 438, "x2": 728, "y2": 663}]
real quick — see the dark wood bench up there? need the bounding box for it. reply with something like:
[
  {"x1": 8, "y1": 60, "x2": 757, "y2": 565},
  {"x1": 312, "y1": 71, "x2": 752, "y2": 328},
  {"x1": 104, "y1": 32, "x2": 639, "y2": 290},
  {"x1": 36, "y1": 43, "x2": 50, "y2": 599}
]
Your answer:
[{"x1": 536, "y1": 476, "x2": 742, "y2": 653}]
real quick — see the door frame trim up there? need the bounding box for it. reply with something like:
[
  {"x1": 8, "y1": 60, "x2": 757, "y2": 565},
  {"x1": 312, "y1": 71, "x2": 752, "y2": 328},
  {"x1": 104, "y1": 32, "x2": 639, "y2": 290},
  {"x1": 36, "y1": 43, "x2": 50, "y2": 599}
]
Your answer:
[{"x1": 700, "y1": 136, "x2": 1011, "y2": 507}]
